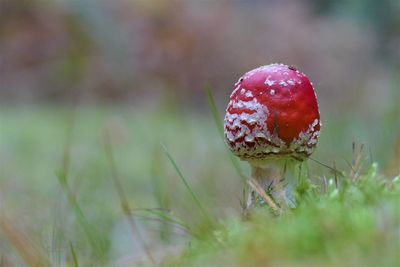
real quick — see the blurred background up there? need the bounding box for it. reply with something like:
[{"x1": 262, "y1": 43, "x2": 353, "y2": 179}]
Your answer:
[{"x1": 0, "y1": 0, "x2": 399, "y2": 265}]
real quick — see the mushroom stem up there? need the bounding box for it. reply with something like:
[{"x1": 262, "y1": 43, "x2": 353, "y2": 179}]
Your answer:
[{"x1": 246, "y1": 159, "x2": 299, "y2": 211}]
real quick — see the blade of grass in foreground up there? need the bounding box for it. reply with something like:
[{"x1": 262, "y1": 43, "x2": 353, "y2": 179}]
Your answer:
[
  {"x1": 0, "y1": 218, "x2": 50, "y2": 267},
  {"x1": 204, "y1": 83, "x2": 224, "y2": 139},
  {"x1": 69, "y1": 242, "x2": 79, "y2": 267},
  {"x1": 103, "y1": 133, "x2": 155, "y2": 264},
  {"x1": 161, "y1": 143, "x2": 213, "y2": 226},
  {"x1": 57, "y1": 171, "x2": 106, "y2": 258},
  {"x1": 57, "y1": 112, "x2": 106, "y2": 259},
  {"x1": 149, "y1": 147, "x2": 174, "y2": 240},
  {"x1": 129, "y1": 208, "x2": 190, "y2": 233},
  {"x1": 204, "y1": 83, "x2": 247, "y2": 182}
]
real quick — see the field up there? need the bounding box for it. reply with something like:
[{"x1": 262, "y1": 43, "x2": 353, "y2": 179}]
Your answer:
[{"x1": 0, "y1": 100, "x2": 399, "y2": 266}]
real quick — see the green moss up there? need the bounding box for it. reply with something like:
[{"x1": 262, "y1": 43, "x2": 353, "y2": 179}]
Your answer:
[{"x1": 170, "y1": 165, "x2": 400, "y2": 267}]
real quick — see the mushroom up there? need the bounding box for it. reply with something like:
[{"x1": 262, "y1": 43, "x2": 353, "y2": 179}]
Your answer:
[{"x1": 224, "y1": 63, "x2": 321, "y2": 210}]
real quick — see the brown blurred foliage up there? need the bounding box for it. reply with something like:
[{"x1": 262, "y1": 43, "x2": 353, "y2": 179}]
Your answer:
[{"x1": 0, "y1": 0, "x2": 399, "y2": 110}]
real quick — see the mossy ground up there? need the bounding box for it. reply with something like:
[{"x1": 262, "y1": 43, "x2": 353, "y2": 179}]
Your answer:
[{"x1": 168, "y1": 164, "x2": 400, "y2": 267}]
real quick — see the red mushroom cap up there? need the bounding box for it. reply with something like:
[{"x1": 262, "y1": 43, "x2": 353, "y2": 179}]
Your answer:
[{"x1": 224, "y1": 64, "x2": 321, "y2": 161}]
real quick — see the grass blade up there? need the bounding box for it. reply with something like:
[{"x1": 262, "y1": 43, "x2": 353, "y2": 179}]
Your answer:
[
  {"x1": 103, "y1": 133, "x2": 156, "y2": 264},
  {"x1": 0, "y1": 218, "x2": 50, "y2": 267},
  {"x1": 69, "y1": 242, "x2": 79, "y2": 267},
  {"x1": 149, "y1": 147, "x2": 173, "y2": 240},
  {"x1": 57, "y1": 112, "x2": 107, "y2": 259},
  {"x1": 161, "y1": 143, "x2": 213, "y2": 226},
  {"x1": 248, "y1": 179, "x2": 282, "y2": 215},
  {"x1": 204, "y1": 82, "x2": 224, "y2": 139},
  {"x1": 130, "y1": 208, "x2": 190, "y2": 232},
  {"x1": 204, "y1": 83, "x2": 247, "y2": 182},
  {"x1": 57, "y1": 171, "x2": 105, "y2": 258}
]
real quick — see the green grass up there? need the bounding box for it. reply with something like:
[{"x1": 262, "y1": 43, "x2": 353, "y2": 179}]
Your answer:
[
  {"x1": 0, "y1": 105, "x2": 399, "y2": 266},
  {"x1": 167, "y1": 164, "x2": 400, "y2": 267}
]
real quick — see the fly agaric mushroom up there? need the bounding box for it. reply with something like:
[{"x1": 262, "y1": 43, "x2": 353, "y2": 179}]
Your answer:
[{"x1": 224, "y1": 63, "x2": 321, "y2": 210}]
